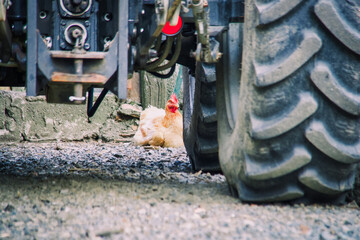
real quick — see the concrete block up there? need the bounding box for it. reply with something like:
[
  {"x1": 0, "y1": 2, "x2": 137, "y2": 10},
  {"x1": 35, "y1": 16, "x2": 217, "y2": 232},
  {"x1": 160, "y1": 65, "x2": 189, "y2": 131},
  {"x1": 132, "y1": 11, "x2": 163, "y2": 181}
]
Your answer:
[{"x1": 0, "y1": 90, "x2": 138, "y2": 142}]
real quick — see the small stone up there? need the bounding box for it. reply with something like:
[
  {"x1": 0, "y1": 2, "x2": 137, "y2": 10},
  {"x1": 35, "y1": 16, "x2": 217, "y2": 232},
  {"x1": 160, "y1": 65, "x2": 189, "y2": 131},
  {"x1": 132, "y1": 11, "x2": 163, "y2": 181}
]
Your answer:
[
  {"x1": 300, "y1": 224, "x2": 310, "y2": 235},
  {"x1": 59, "y1": 231, "x2": 72, "y2": 239},
  {"x1": 118, "y1": 104, "x2": 142, "y2": 118},
  {"x1": 15, "y1": 190, "x2": 21, "y2": 199},
  {"x1": 0, "y1": 232, "x2": 11, "y2": 239},
  {"x1": 60, "y1": 189, "x2": 69, "y2": 194},
  {"x1": 344, "y1": 220, "x2": 352, "y2": 225},
  {"x1": 138, "y1": 208, "x2": 146, "y2": 215},
  {"x1": 243, "y1": 219, "x2": 255, "y2": 227},
  {"x1": 4, "y1": 204, "x2": 15, "y2": 212},
  {"x1": 320, "y1": 231, "x2": 337, "y2": 240},
  {"x1": 194, "y1": 207, "x2": 207, "y2": 218},
  {"x1": 41, "y1": 199, "x2": 51, "y2": 205},
  {"x1": 14, "y1": 221, "x2": 25, "y2": 228}
]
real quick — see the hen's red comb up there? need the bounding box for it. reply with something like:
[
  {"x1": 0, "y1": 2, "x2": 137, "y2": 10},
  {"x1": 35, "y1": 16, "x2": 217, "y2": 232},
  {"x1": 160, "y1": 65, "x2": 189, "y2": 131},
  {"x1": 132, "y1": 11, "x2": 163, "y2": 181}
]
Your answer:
[{"x1": 170, "y1": 93, "x2": 178, "y2": 103}]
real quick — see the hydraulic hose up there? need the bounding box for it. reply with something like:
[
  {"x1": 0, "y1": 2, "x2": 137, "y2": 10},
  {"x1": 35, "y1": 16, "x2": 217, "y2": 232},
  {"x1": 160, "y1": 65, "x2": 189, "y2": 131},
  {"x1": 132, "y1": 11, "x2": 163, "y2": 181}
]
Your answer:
[
  {"x1": 151, "y1": 34, "x2": 181, "y2": 72},
  {"x1": 144, "y1": 36, "x2": 174, "y2": 71}
]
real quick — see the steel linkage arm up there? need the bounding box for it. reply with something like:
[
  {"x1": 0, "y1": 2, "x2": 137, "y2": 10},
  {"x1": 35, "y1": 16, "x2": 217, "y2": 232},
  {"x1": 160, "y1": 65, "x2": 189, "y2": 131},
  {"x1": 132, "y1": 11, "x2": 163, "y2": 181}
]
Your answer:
[{"x1": 189, "y1": 0, "x2": 222, "y2": 63}]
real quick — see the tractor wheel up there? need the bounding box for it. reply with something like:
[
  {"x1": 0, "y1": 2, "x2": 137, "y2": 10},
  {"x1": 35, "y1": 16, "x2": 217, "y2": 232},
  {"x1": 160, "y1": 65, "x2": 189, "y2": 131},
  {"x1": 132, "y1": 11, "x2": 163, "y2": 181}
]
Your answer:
[
  {"x1": 218, "y1": 0, "x2": 360, "y2": 203},
  {"x1": 183, "y1": 64, "x2": 220, "y2": 172}
]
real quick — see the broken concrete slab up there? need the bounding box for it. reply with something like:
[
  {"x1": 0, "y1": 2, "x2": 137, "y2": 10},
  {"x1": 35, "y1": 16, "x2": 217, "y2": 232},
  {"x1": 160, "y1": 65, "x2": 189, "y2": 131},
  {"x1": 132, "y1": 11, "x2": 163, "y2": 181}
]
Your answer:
[
  {"x1": 118, "y1": 103, "x2": 142, "y2": 118},
  {"x1": 0, "y1": 90, "x2": 138, "y2": 142}
]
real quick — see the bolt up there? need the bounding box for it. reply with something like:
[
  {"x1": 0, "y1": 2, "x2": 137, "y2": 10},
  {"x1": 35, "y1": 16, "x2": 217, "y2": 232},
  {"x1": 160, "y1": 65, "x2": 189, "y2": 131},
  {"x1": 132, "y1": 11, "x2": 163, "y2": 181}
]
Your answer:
[
  {"x1": 72, "y1": 29, "x2": 82, "y2": 39},
  {"x1": 84, "y1": 20, "x2": 90, "y2": 27},
  {"x1": 84, "y1": 43, "x2": 90, "y2": 50},
  {"x1": 140, "y1": 28, "x2": 144, "y2": 33},
  {"x1": 104, "y1": 13, "x2": 112, "y2": 22},
  {"x1": 216, "y1": 52, "x2": 223, "y2": 60},
  {"x1": 104, "y1": 37, "x2": 110, "y2": 43},
  {"x1": 141, "y1": 9, "x2": 145, "y2": 14},
  {"x1": 149, "y1": 49, "x2": 158, "y2": 58},
  {"x1": 39, "y1": 11, "x2": 47, "y2": 19},
  {"x1": 131, "y1": 46, "x2": 137, "y2": 59},
  {"x1": 60, "y1": 42, "x2": 66, "y2": 49},
  {"x1": 132, "y1": 28, "x2": 137, "y2": 38},
  {"x1": 61, "y1": 20, "x2": 66, "y2": 26}
]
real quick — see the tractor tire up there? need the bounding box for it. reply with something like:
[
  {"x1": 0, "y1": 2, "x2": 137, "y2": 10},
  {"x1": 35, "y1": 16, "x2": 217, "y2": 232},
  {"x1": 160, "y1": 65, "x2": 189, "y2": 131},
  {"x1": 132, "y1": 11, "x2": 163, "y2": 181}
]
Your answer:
[
  {"x1": 218, "y1": 0, "x2": 360, "y2": 203},
  {"x1": 183, "y1": 64, "x2": 220, "y2": 172}
]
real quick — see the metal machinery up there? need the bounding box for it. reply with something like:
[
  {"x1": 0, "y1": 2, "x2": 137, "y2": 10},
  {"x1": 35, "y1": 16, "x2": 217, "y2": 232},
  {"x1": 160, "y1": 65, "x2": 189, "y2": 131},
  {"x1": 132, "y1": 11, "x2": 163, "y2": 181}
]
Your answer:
[{"x1": 0, "y1": 0, "x2": 243, "y2": 115}]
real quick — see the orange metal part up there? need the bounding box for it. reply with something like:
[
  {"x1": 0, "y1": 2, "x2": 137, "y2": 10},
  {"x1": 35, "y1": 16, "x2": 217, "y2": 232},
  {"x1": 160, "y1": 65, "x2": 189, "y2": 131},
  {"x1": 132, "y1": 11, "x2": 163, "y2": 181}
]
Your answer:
[{"x1": 51, "y1": 72, "x2": 107, "y2": 84}]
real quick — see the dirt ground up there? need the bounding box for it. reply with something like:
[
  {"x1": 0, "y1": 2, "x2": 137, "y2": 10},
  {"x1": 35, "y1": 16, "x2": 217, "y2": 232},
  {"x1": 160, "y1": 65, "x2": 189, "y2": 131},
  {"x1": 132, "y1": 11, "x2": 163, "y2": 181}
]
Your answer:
[{"x1": 0, "y1": 142, "x2": 359, "y2": 240}]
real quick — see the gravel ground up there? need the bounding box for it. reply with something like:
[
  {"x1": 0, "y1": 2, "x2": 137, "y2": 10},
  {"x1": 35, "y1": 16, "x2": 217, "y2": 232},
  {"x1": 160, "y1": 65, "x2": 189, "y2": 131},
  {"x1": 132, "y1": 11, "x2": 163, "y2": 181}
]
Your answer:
[{"x1": 0, "y1": 142, "x2": 359, "y2": 240}]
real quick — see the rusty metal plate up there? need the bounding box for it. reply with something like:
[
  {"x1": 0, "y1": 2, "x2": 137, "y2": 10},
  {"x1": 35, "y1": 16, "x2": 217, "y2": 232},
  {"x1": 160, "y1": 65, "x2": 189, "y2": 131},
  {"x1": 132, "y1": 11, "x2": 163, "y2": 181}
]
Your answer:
[
  {"x1": 50, "y1": 51, "x2": 106, "y2": 59},
  {"x1": 51, "y1": 72, "x2": 107, "y2": 84}
]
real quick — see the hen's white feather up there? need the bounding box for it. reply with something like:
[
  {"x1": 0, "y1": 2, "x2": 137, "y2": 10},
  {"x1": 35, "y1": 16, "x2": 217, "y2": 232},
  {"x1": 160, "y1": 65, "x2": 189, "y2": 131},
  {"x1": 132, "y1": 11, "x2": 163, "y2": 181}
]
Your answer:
[{"x1": 133, "y1": 106, "x2": 165, "y2": 145}]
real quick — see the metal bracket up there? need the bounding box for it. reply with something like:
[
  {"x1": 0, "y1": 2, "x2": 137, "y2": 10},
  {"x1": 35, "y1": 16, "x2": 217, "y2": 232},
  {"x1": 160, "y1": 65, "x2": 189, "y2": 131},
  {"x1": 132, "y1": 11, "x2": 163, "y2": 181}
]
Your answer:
[
  {"x1": 155, "y1": 0, "x2": 169, "y2": 26},
  {"x1": 0, "y1": 0, "x2": 12, "y2": 63},
  {"x1": 190, "y1": 0, "x2": 222, "y2": 63},
  {"x1": 117, "y1": 0, "x2": 129, "y2": 99},
  {"x1": 26, "y1": 0, "x2": 37, "y2": 96},
  {"x1": 87, "y1": 87, "x2": 109, "y2": 118}
]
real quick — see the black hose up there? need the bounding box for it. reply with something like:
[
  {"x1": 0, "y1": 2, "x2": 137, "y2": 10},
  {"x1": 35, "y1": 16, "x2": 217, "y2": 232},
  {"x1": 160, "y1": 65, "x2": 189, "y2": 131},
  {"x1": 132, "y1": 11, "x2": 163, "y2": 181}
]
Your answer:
[
  {"x1": 151, "y1": 34, "x2": 182, "y2": 72},
  {"x1": 144, "y1": 36, "x2": 174, "y2": 71},
  {"x1": 154, "y1": 35, "x2": 163, "y2": 52},
  {"x1": 147, "y1": 64, "x2": 176, "y2": 79}
]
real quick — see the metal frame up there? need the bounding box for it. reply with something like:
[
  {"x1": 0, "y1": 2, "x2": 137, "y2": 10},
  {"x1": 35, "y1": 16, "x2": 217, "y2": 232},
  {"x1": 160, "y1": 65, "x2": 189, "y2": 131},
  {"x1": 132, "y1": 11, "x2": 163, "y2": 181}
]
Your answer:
[
  {"x1": 25, "y1": 0, "x2": 131, "y2": 104},
  {"x1": 19, "y1": 0, "x2": 245, "y2": 112},
  {"x1": 117, "y1": 0, "x2": 129, "y2": 99},
  {"x1": 26, "y1": 0, "x2": 37, "y2": 96}
]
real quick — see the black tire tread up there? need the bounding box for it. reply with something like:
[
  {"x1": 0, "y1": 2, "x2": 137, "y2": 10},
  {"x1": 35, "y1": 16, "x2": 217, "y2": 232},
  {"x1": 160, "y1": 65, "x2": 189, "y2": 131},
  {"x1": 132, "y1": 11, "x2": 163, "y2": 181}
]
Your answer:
[
  {"x1": 310, "y1": 63, "x2": 360, "y2": 115},
  {"x1": 255, "y1": 0, "x2": 304, "y2": 26},
  {"x1": 183, "y1": 64, "x2": 220, "y2": 172},
  {"x1": 200, "y1": 104, "x2": 217, "y2": 123},
  {"x1": 236, "y1": 181, "x2": 304, "y2": 202},
  {"x1": 250, "y1": 92, "x2": 318, "y2": 139},
  {"x1": 254, "y1": 31, "x2": 322, "y2": 87},
  {"x1": 299, "y1": 168, "x2": 355, "y2": 195},
  {"x1": 196, "y1": 136, "x2": 218, "y2": 155},
  {"x1": 220, "y1": 0, "x2": 360, "y2": 203},
  {"x1": 244, "y1": 147, "x2": 311, "y2": 180},
  {"x1": 305, "y1": 121, "x2": 360, "y2": 164},
  {"x1": 314, "y1": 0, "x2": 360, "y2": 55}
]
